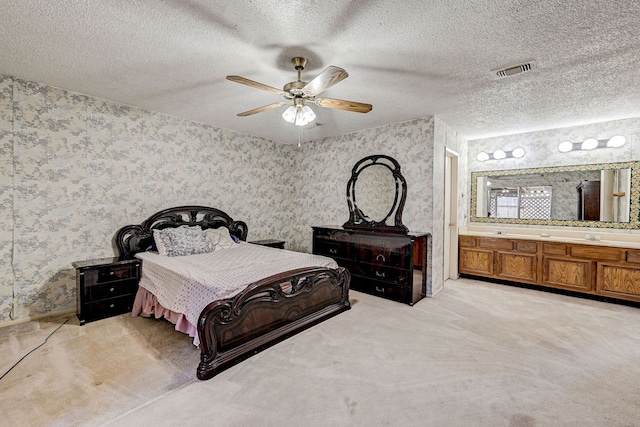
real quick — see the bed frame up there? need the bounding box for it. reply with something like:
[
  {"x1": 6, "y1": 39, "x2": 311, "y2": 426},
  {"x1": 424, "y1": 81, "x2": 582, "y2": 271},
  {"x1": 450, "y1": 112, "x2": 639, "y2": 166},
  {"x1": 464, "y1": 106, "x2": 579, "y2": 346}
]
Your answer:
[{"x1": 115, "y1": 206, "x2": 351, "y2": 380}]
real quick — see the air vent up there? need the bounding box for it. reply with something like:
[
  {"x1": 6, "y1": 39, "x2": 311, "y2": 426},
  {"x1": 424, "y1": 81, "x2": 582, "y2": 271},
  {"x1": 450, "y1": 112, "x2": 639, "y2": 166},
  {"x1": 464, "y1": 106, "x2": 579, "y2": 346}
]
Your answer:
[{"x1": 492, "y1": 60, "x2": 536, "y2": 79}]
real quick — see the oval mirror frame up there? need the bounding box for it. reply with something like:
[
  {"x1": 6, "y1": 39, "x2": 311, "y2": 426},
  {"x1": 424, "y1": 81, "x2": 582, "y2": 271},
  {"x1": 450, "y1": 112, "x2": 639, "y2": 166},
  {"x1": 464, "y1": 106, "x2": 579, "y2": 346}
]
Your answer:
[{"x1": 343, "y1": 154, "x2": 409, "y2": 234}]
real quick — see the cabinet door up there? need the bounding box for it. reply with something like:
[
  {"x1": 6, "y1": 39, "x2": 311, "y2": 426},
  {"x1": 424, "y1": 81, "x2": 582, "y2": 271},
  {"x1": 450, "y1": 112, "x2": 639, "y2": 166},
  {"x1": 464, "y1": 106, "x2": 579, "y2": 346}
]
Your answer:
[
  {"x1": 542, "y1": 256, "x2": 592, "y2": 291},
  {"x1": 495, "y1": 251, "x2": 537, "y2": 283},
  {"x1": 597, "y1": 262, "x2": 640, "y2": 302},
  {"x1": 459, "y1": 247, "x2": 494, "y2": 276}
]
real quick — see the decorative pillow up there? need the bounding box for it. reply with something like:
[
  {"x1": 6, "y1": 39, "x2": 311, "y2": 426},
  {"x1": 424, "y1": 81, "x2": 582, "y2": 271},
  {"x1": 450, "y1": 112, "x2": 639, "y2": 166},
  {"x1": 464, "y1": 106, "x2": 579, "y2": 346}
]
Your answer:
[
  {"x1": 204, "y1": 227, "x2": 238, "y2": 252},
  {"x1": 155, "y1": 225, "x2": 213, "y2": 257},
  {"x1": 153, "y1": 229, "x2": 171, "y2": 256}
]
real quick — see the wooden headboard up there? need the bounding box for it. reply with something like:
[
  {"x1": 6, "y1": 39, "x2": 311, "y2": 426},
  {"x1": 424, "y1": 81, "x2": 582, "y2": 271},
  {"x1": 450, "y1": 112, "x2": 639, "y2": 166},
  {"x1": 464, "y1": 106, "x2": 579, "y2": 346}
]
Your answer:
[{"x1": 115, "y1": 205, "x2": 248, "y2": 259}]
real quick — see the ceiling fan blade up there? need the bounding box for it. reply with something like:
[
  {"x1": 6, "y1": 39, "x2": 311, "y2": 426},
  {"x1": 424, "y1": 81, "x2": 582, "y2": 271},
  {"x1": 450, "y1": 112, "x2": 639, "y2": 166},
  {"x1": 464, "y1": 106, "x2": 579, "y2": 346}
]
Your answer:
[
  {"x1": 226, "y1": 75, "x2": 287, "y2": 96},
  {"x1": 237, "y1": 101, "x2": 288, "y2": 117},
  {"x1": 302, "y1": 66, "x2": 349, "y2": 97},
  {"x1": 315, "y1": 97, "x2": 372, "y2": 113}
]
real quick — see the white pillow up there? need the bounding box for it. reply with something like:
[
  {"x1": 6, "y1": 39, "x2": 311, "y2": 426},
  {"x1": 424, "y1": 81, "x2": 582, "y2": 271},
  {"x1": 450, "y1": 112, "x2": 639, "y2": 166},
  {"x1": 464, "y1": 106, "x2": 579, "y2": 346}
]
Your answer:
[
  {"x1": 204, "y1": 227, "x2": 237, "y2": 251},
  {"x1": 154, "y1": 226, "x2": 213, "y2": 257}
]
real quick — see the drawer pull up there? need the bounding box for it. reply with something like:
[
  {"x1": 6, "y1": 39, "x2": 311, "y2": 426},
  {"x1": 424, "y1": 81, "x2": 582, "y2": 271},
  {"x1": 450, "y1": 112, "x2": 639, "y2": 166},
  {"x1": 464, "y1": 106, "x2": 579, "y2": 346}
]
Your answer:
[
  {"x1": 376, "y1": 254, "x2": 386, "y2": 262},
  {"x1": 109, "y1": 271, "x2": 115, "y2": 276},
  {"x1": 375, "y1": 286, "x2": 385, "y2": 293},
  {"x1": 329, "y1": 249, "x2": 337, "y2": 254},
  {"x1": 109, "y1": 304, "x2": 115, "y2": 309},
  {"x1": 109, "y1": 287, "x2": 115, "y2": 293},
  {"x1": 375, "y1": 271, "x2": 386, "y2": 278}
]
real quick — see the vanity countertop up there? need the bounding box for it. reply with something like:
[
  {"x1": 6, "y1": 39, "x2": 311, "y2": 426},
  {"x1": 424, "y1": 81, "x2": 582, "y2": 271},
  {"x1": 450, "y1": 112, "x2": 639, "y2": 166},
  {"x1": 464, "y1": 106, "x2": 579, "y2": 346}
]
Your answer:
[{"x1": 461, "y1": 226, "x2": 640, "y2": 249}]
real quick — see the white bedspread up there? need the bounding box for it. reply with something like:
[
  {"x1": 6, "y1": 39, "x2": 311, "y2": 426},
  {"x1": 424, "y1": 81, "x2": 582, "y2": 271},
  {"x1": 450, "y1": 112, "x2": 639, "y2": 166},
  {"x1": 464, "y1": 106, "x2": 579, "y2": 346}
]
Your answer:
[{"x1": 135, "y1": 242, "x2": 337, "y2": 341}]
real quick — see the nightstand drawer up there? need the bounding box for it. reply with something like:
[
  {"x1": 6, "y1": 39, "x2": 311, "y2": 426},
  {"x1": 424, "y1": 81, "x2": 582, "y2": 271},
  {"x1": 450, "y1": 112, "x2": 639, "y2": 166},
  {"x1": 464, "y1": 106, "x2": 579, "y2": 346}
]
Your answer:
[
  {"x1": 85, "y1": 278, "x2": 138, "y2": 301},
  {"x1": 83, "y1": 294, "x2": 136, "y2": 323},
  {"x1": 88, "y1": 264, "x2": 139, "y2": 283}
]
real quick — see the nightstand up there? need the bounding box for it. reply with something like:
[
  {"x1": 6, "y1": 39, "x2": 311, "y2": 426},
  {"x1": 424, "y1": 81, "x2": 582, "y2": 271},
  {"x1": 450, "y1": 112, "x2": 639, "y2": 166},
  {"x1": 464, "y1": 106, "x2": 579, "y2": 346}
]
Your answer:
[
  {"x1": 249, "y1": 239, "x2": 286, "y2": 249},
  {"x1": 72, "y1": 257, "x2": 141, "y2": 325}
]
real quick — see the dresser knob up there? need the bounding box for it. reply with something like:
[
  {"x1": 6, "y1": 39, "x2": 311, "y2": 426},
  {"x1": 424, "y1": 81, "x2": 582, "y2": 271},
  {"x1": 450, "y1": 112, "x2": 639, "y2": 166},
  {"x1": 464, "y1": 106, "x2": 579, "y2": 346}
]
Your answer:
[
  {"x1": 109, "y1": 287, "x2": 115, "y2": 293},
  {"x1": 109, "y1": 304, "x2": 115, "y2": 309},
  {"x1": 109, "y1": 271, "x2": 115, "y2": 276},
  {"x1": 329, "y1": 249, "x2": 337, "y2": 254},
  {"x1": 376, "y1": 271, "x2": 385, "y2": 278},
  {"x1": 375, "y1": 286, "x2": 385, "y2": 293}
]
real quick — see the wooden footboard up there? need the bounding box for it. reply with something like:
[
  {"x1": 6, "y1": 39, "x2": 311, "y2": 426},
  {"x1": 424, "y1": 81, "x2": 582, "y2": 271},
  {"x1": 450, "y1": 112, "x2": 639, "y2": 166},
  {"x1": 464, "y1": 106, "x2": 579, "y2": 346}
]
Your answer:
[{"x1": 196, "y1": 266, "x2": 350, "y2": 380}]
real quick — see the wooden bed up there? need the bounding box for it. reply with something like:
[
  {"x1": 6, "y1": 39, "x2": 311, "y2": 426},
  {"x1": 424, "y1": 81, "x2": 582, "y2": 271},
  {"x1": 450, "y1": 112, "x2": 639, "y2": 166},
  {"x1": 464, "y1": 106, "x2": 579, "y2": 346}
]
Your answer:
[{"x1": 115, "y1": 205, "x2": 350, "y2": 380}]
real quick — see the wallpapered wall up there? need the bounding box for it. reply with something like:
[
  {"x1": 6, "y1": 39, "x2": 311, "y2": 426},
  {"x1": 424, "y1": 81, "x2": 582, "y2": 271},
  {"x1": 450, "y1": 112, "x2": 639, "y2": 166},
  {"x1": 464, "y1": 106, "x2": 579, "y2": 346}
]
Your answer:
[
  {"x1": 0, "y1": 74, "x2": 444, "y2": 324},
  {"x1": 465, "y1": 117, "x2": 640, "y2": 233},
  {"x1": 0, "y1": 75, "x2": 298, "y2": 324}
]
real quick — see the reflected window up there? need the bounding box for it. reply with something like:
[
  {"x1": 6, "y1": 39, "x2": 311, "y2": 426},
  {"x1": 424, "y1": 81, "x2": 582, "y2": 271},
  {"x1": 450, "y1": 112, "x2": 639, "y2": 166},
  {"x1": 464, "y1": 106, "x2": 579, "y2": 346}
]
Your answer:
[{"x1": 489, "y1": 186, "x2": 552, "y2": 219}]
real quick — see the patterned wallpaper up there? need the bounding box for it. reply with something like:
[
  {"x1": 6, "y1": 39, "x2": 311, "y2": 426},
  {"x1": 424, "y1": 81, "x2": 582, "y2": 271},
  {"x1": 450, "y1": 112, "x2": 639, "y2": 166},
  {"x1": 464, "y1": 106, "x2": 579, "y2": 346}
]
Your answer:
[
  {"x1": 0, "y1": 74, "x2": 444, "y2": 324},
  {"x1": 0, "y1": 75, "x2": 295, "y2": 323}
]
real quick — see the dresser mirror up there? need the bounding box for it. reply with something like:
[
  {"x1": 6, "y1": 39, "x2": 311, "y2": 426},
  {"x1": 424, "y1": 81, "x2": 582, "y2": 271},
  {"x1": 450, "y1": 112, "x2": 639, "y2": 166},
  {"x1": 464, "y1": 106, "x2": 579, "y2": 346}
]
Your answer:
[
  {"x1": 343, "y1": 154, "x2": 409, "y2": 234},
  {"x1": 470, "y1": 161, "x2": 640, "y2": 229}
]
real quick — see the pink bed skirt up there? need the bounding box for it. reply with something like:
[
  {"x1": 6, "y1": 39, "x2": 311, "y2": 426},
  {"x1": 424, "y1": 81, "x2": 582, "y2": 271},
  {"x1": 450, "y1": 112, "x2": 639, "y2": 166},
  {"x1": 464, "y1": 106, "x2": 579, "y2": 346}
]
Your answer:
[{"x1": 132, "y1": 287, "x2": 199, "y2": 345}]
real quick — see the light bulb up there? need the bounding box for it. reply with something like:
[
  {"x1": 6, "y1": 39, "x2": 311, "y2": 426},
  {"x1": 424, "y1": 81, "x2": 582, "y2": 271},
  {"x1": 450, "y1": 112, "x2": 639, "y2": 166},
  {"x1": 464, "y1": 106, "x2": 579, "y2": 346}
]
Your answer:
[
  {"x1": 282, "y1": 106, "x2": 297, "y2": 124},
  {"x1": 493, "y1": 149, "x2": 506, "y2": 159},
  {"x1": 477, "y1": 152, "x2": 490, "y2": 161},
  {"x1": 558, "y1": 141, "x2": 573, "y2": 152},
  {"x1": 581, "y1": 138, "x2": 598, "y2": 150},
  {"x1": 606, "y1": 135, "x2": 626, "y2": 148},
  {"x1": 300, "y1": 105, "x2": 316, "y2": 123},
  {"x1": 511, "y1": 147, "x2": 525, "y2": 158}
]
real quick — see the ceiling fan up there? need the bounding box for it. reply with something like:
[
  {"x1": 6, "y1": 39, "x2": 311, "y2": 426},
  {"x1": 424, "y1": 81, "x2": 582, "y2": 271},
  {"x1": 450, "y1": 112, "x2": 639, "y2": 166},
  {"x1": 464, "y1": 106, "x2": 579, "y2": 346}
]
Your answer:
[{"x1": 226, "y1": 57, "x2": 372, "y2": 126}]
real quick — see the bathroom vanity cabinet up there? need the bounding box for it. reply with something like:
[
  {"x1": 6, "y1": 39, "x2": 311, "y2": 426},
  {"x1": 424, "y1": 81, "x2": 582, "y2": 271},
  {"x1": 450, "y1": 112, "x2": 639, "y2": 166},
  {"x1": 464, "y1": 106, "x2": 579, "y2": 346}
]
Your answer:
[{"x1": 459, "y1": 234, "x2": 640, "y2": 303}]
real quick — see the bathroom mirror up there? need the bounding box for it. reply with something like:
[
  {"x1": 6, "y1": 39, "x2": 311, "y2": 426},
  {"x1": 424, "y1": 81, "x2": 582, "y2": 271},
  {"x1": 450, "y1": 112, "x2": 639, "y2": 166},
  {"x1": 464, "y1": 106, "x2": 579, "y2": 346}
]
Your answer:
[
  {"x1": 470, "y1": 161, "x2": 640, "y2": 229},
  {"x1": 343, "y1": 154, "x2": 409, "y2": 234}
]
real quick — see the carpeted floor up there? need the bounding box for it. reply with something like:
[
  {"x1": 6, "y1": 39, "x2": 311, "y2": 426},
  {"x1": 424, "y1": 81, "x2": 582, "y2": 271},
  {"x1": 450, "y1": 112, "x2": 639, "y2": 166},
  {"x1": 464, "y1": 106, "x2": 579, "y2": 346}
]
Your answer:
[{"x1": 2, "y1": 278, "x2": 640, "y2": 426}]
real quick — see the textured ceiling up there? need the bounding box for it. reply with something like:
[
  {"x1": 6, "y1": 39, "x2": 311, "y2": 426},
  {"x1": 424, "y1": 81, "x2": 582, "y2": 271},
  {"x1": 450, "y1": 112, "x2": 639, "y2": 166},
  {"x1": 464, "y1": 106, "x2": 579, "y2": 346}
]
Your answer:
[{"x1": 1, "y1": 1, "x2": 639, "y2": 144}]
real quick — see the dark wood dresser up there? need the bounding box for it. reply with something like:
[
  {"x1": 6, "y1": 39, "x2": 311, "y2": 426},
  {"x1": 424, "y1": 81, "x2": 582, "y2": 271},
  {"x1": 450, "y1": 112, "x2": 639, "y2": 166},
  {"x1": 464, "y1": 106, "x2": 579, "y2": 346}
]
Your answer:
[
  {"x1": 72, "y1": 257, "x2": 141, "y2": 325},
  {"x1": 312, "y1": 226, "x2": 428, "y2": 305}
]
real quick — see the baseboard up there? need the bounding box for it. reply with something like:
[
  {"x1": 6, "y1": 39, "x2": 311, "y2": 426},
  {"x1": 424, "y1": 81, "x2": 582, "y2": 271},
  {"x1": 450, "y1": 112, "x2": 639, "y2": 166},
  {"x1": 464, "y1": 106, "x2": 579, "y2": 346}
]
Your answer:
[{"x1": 0, "y1": 308, "x2": 77, "y2": 329}]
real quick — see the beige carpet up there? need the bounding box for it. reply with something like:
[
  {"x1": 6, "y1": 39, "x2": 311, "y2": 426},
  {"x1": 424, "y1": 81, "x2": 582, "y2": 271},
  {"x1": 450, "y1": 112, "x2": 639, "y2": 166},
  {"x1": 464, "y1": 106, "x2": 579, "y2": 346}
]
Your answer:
[{"x1": 2, "y1": 278, "x2": 640, "y2": 426}]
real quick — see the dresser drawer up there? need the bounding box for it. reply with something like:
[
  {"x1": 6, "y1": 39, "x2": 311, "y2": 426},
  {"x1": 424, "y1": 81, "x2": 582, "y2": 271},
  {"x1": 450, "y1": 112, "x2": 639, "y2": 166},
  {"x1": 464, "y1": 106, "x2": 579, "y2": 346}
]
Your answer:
[
  {"x1": 355, "y1": 264, "x2": 410, "y2": 286},
  {"x1": 314, "y1": 240, "x2": 354, "y2": 260},
  {"x1": 351, "y1": 275, "x2": 411, "y2": 304},
  {"x1": 357, "y1": 235, "x2": 411, "y2": 269},
  {"x1": 313, "y1": 228, "x2": 354, "y2": 243}
]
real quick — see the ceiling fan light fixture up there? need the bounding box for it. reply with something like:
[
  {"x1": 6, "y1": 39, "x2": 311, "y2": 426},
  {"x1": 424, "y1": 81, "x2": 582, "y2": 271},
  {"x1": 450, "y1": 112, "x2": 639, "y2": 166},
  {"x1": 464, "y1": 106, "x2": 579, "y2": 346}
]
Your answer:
[
  {"x1": 282, "y1": 106, "x2": 297, "y2": 124},
  {"x1": 298, "y1": 105, "x2": 316, "y2": 125},
  {"x1": 283, "y1": 104, "x2": 316, "y2": 127}
]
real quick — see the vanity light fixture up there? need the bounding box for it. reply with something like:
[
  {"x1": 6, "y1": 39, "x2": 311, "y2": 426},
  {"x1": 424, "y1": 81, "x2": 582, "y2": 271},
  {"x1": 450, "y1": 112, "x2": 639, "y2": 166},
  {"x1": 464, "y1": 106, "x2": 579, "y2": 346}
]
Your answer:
[
  {"x1": 476, "y1": 147, "x2": 525, "y2": 162},
  {"x1": 557, "y1": 135, "x2": 627, "y2": 153}
]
